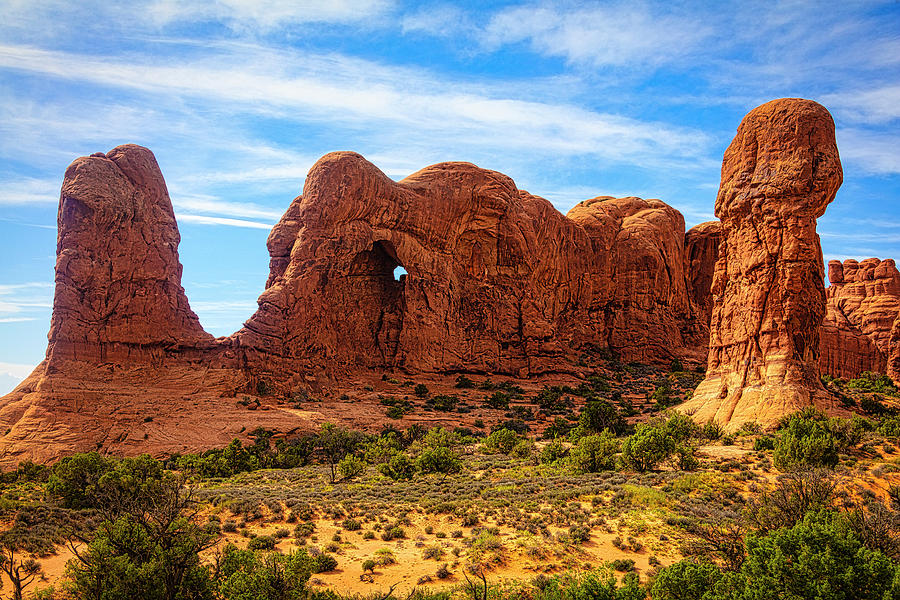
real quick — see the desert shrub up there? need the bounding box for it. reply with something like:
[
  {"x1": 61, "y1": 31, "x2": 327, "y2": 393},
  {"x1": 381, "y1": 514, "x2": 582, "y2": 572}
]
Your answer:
[
  {"x1": 311, "y1": 554, "x2": 338, "y2": 573},
  {"x1": 744, "y1": 469, "x2": 838, "y2": 533},
  {"x1": 482, "y1": 428, "x2": 520, "y2": 454},
  {"x1": 216, "y1": 544, "x2": 313, "y2": 599},
  {"x1": 880, "y1": 416, "x2": 900, "y2": 438},
  {"x1": 568, "y1": 525, "x2": 591, "y2": 543},
  {"x1": 540, "y1": 438, "x2": 568, "y2": 464},
  {"x1": 702, "y1": 421, "x2": 723, "y2": 440},
  {"x1": 337, "y1": 455, "x2": 366, "y2": 481},
  {"x1": 435, "y1": 563, "x2": 451, "y2": 579},
  {"x1": 374, "y1": 548, "x2": 396, "y2": 565},
  {"x1": 427, "y1": 395, "x2": 458, "y2": 412},
  {"x1": 753, "y1": 436, "x2": 776, "y2": 451},
  {"x1": 385, "y1": 405, "x2": 404, "y2": 419},
  {"x1": 247, "y1": 535, "x2": 277, "y2": 550},
  {"x1": 362, "y1": 558, "x2": 376, "y2": 573},
  {"x1": 650, "y1": 560, "x2": 724, "y2": 600},
  {"x1": 378, "y1": 453, "x2": 416, "y2": 480},
  {"x1": 674, "y1": 444, "x2": 699, "y2": 471},
  {"x1": 773, "y1": 410, "x2": 840, "y2": 469},
  {"x1": 414, "y1": 383, "x2": 430, "y2": 397},
  {"x1": 576, "y1": 399, "x2": 627, "y2": 436},
  {"x1": 455, "y1": 375, "x2": 475, "y2": 389},
  {"x1": 422, "y1": 545, "x2": 444, "y2": 560},
  {"x1": 485, "y1": 391, "x2": 511, "y2": 409},
  {"x1": 294, "y1": 522, "x2": 316, "y2": 538},
  {"x1": 622, "y1": 422, "x2": 677, "y2": 471},
  {"x1": 609, "y1": 558, "x2": 635, "y2": 572},
  {"x1": 46, "y1": 452, "x2": 114, "y2": 509},
  {"x1": 569, "y1": 430, "x2": 619, "y2": 473},
  {"x1": 511, "y1": 439, "x2": 536, "y2": 459},
  {"x1": 848, "y1": 372, "x2": 898, "y2": 396},
  {"x1": 342, "y1": 518, "x2": 361, "y2": 531},
  {"x1": 416, "y1": 447, "x2": 462, "y2": 477}
]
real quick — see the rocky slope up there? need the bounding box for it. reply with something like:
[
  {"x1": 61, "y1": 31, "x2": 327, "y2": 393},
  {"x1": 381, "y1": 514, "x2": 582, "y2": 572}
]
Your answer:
[{"x1": 681, "y1": 98, "x2": 843, "y2": 428}]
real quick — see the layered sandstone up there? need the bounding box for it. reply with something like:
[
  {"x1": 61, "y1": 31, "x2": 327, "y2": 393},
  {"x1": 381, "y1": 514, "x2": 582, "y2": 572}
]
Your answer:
[
  {"x1": 680, "y1": 98, "x2": 843, "y2": 428},
  {"x1": 232, "y1": 154, "x2": 702, "y2": 386},
  {"x1": 819, "y1": 258, "x2": 900, "y2": 377},
  {"x1": 684, "y1": 221, "x2": 723, "y2": 327}
]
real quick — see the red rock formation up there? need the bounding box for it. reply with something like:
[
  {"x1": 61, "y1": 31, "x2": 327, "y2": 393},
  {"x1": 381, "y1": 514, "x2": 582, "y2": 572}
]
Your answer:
[
  {"x1": 49, "y1": 145, "x2": 214, "y2": 365},
  {"x1": 680, "y1": 98, "x2": 843, "y2": 429},
  {"x1": 232, "y1": 154, "x2": 701, "y2": 385},
  {"x1": 0, "y1": 146, "x2": 713, "y2": 465},
  {"x1": 819, "y1": 303, "x2": 885, "y2": 379},
  {"x1": 684, "y1": 221, "x2": 723, "y2": 327},
  {"x1": 818, "y1": 258, "x2": 900, "y2": 378},
  {"x1": 889, "y1": 315, "x2": 900, "y2": 383}
]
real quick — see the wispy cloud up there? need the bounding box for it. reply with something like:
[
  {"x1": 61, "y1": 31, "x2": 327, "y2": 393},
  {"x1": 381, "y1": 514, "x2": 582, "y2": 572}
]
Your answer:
[
  {"x1": 147, "y1": 0, "x2": 395, "y2": 30},
  {"x1": 0, "y1": 361, "x2": 36, "y2": 379},
  {"x1": 0, "y1": 282, "x2": 53, "y2": 321},
  {"x1": 175, "y1": 214, "x2": 274, "y2": 229},
  {"x1": 0, "y1": 177, "x2": 59, "y2": 205},
  {"x1": 481, "y1": 3, "x2": 713, "y2": 68},
  {"x1": 0, "y1": 43, "x2": 712, "y2": 167}
]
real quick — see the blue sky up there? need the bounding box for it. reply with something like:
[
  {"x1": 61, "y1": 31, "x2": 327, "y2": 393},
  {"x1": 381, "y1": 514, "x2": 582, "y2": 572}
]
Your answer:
[{"x1": 1, "y1": 0, "x2": 899, "y2": 394}]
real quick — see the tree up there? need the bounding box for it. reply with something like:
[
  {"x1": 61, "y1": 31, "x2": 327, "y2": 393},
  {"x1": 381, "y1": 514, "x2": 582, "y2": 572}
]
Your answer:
[
  {"x1": 569, "y1": 430, "x2": 619, "y2": 473},
  {"x1": 337, "y1": 455, "x2": 366, "y2": 481},
  {"x1": 576, "y1": 400, "x2": 626, "y2": 436},
  {"x1": 317, "y1": 423, "x2": 364, "y2": 483},
  {"x1": 482, "y1": 428, "x2": 519, "y2": 454},
  {"x1": 46, "y1": 451, "x2": 112, "y2": 509},
  {"x1": 215, "y1": 543, "x2": 312, "y2": 600},
  {"x1": 0, "y1": 543, "x2": 42, "y2": 600},
  {"x1": 67, "y1": 473, "x2": 218, "y2": 600},
  {"x1": 650, "y1": 559, "x2": 724, "y2": 600},
  {"x1": 774, "y1": 410, "x2": 840, "y2": 469},
  {"x1": 416, "y1": 447, "x2": 461, "y2": 479},
  {"x1": 621, "y1": 422, "x2": 675, "y2": 472},
  {"x1": 738, "y1": 511, "x2": 897, "y2": 600}
]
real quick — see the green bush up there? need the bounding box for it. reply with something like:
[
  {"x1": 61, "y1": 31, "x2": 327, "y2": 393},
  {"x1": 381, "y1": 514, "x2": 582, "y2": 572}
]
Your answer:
[
  {"x1": 650, "y1": 560, "x2": 724, "y2": 600},
  {"x1": 569, "y1": 430, "x2": 619, "y2": 473},
  {"x1": 216, "y1": 544, "x2": 312, "y2": 600},
  {"x1": 378, "y1": 453, "x2": 416, "y2": 480},
  {"x1": 482, "y1": 428, "x2": 520, "y2": 454},
  {"x1": 337, "y1": 455, "x2": 366, "y2": 480},
  {"x1": 540, "y1": 438, "x2": 568, "y2": 464},
  {"x1": 311, "y1": 554, "x2": 338, "y2": 573},
  {"x1": 247, "y1": 535, "x2": 277, "y2": 550},
  {"x1": 773, "y1": 409, "x2": 840, "y2": 469},
  {"x1": 414, "y1": 383, "x2": 430, "y2": 397}
]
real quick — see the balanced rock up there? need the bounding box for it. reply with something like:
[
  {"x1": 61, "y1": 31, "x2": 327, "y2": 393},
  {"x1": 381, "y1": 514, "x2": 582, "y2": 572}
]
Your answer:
[{"x1": 680, "y1": 98, "x2": 843, "y2": 428}]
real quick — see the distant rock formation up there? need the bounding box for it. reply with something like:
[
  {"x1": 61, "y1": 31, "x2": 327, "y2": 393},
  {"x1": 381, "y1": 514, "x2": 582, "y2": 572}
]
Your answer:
[
  {"x1": 681, "y1": 98, "x2": 843, "y2": 429},
  {"x1": 684, "y1": 221, "x2": 723, "y2": 329}
]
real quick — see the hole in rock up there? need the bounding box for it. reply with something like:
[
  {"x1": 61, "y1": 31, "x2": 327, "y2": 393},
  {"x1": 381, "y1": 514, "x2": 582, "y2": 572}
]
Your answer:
[{"x1": 348, "y1": 240, "x2": 407, "y2": 363}]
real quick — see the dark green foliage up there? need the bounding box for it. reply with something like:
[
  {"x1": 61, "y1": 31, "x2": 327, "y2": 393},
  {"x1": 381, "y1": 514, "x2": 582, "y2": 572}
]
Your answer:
[
  {"x1": 621, "y1": 413, "x2": 696, "y2": 472},
  {"x1": 46, "y1": 451, "x2": 113, "y2": 509},
  {"x1": 454, "y1": 375, "x2": 475, "y2": 389},
  {"x1": 416, "y1": 447, "x2": 462, "y2": 477},
  {"x1": 247, "y1": 535, "x2": 277, "y2": 550},
  {"x1": 414, "y1": 383, "x2": 430, "y2": 398},
  {"x1": 482, "y1": 428, "x2": 520, "y2": 454},
  {"x1": 311, "y1": 554, "x2": 338, "y2": 573},
  {"x1": 753, "y1": 435, "x2": 776, "y2": 451},
  {"x1": 650, "y1": 560, "x2": 724, "y2": 600},
  {"x1": 426, "y1": 395, "x2": 458, "y2": 412},
  {"x1": 569, "y1": 430, "x2": 619, "y2": 473},
  {"x1": 862, "y1": 394, "x2": 895, "y2": 415},
  {"x1": 378, "y1": 453, "x2": 416, "y2": 480},
  {"x1": 848, "y1": 371, "x2": 898, "y2": 396},
  {"x1": 540, "y1": 438, "x2": 568, "y2": 464},
  {"x1": 773, "y1": 409, "x2": 841, "y2": 469},
  {"x1": 485, "y1": 391, "x2": 511, "y2": 409},
  {"x1": 577, "y1": 399, "x2": 627, "y2": 435},
  {"x1": 216, "y1": 543, "x2": 312, "y2": 599}
]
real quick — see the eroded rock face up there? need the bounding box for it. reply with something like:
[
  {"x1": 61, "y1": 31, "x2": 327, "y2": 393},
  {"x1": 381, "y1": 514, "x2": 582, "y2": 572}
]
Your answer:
[
  {"x1": 49, "y1": 145, "x2": 213, "y2": 365},
  {"x1": 232, "y1": 153, "x2": 702, "y2": 384},
  {"x1": 680, "y1": 98, "x2": 843, "y2": 429},
  {"x1": 684, "y1": 221, "x2": 723, "y2": 328},
  {"x1": 819, "y1": 259, "x2": 900, "y2": 376}
]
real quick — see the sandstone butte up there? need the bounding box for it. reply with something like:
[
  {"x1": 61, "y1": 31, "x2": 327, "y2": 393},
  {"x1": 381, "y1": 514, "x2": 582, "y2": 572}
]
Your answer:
[
  {"x1": 680, "y1": 98, "x2": 844, "y2": 429},
  {"x1": 0, "y1": 97, "x2": 895, "y2": 463}
]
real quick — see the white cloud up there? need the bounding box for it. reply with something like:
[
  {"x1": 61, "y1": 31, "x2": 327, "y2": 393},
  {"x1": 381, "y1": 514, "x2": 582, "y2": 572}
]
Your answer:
[
  {"x1": 836, "y1": 128, "x2": 900, "y2": 175},
  {"x1": 147, "y1": 0, "x2": 395, "y2": 30},
  {"x1": 0, "y1": 43, "x2": 711, "y2": 168},
  {"x1": 481, "y1": 3, "x2": 713, "y2": 68},
  {"x1": 0, "y1": 177, "x2": 59, "y2": 205},
  {"x1": 824, "y1": 85, "x2": 900, "y2": 125},
  {"x1": 0, "y1": 282, "x2": 54, "y2": 320},
  {"x1": 171, "y1": 194, "x2": 285, "y2": 221},
  {"x1": 175, "y1": 213, "x2": 274, "y2": 229}
]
